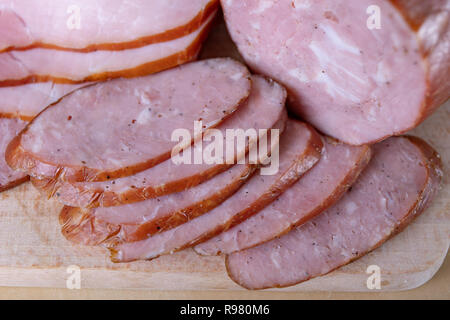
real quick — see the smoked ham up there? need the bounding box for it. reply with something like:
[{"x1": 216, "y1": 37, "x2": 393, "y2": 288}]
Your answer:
[
  {"x1": 59, "y1": 163, "x2": 255, "y2": 245},
  {"x1": 31, "y1": 75, "x2": 287, "y2": 207},
  {"x1": 0, "y1": 13, "x2": 216, "y2": 86},
  {"x1": 6, "y1": 58, "x2": 251, "y2": 182},
  {"x1": 195, "y1": 138, "x2": 372, "y2": 256},
  {"x1": 109, "y1": 120, "x2": 323, "y2": 262},
  {"x1": 221, "y1": 0, "x2": 450, "y2": 145},
  {"x1": 0, "y1": 0, "x2": 218, "y2": 52},
  {"x1": 226, "y1": 136, "x2": 442, "y2": 290}
]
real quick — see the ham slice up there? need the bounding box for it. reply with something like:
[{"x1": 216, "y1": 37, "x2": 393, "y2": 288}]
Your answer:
[
  {"x1": 31, "y1": 75, "x2": 287, "y2": 207},
  {"x1": 109, "y1": 120, "x2": 323, "y2": 262},
  {"x1": 0, "y1": 118, "x2": 28, "y2": 192},
  {"x1": 0, "y1": 13, "x2": 216, "y2": 86},
  {"x1": 59, "y1": 163, "x2": 255, "y2": 246},
  {"x1": 195, "y1": 138, "x2": 372, "y2": 256},
  {"x1": 0, "y1": 0, "x2": 218, "y2": 52},
  {"x1": 0, "y1": 83, "x2": 88, "y2": 121},
  {"x1": 226, "y1": 136, "x2": 443, "y2": 290},
  {"x1": 221, "y1": 0, "x2": 450, "y2": 145},
  {"x1": 6, "y1": 58, "x2": 251, "y2": 182}
]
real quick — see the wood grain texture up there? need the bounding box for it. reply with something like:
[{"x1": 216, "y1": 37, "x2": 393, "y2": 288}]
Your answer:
[{"x1": 0, "y1": 14, "x2": 448, "y2": 292}]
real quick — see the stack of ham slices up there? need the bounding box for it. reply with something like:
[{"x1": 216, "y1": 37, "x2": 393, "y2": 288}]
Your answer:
[
  {"x1": 0, "y1": 0, "x2": 219, "y2": 191},
  {"x1": 0, "y1": 0, "x2": 448, "y2": 290}
]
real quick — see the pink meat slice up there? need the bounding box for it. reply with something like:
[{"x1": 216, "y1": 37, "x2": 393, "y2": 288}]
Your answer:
[
  {"x1": 0, "y1": 82, "x2": 88, "y2": 120},
  {"x1": 226, "y1": 136, "x2": 443, "y2": 290},
  {"x1": 6, "y1": 58, "x2": 251, "y2": 182},
  {"x1": 33, "y1": 75, "x2": 287, "y2": 208},
  {"x1": 94, "y1": 165, "x2": 253, "y2": 226},
  {"x1": 221, "y1": 0, "x2": 450, "y2": 145},
  {"x1": 0, "y1": 118, "x2": 28, "y2": 192},
  {"x1": 0, "y1": 0, "x2": 217, "y2": 51},
  {"x1": 108, "y1": 165, "x2": 253, "y2": 234},
  {"x1": 195, "y1": 139, "x2": 372, "y2": 256},
  {"x1": 0, "y1": 13, "x2": 216, "y2": 85},
  {"x1": 60, "y1": 163, "x2": 255, "y2": 246},
  {"x1": 109, "y1": 120, "x2": 323, "y2": 262}
]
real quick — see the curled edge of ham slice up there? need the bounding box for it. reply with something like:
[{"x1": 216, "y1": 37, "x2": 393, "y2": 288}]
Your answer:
[
  {"x1": 225, "y1": 136, "x2": 443, "y2": 290},
  {"x1": 6, "y1": 58, "x2": 252, "y2": 183}
]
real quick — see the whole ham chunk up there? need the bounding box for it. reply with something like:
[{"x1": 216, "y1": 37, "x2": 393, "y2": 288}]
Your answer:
[
  {"x1": 0, "y1": 118, "x2": 28, "y2": 192},
  {"x1": 0, "y1": 13, "x2": 216, "y2": 86},
  {"x1": 6, "y1": 58, "x2": 251, "y2": 182},
  {"x1": 0, "y1": 0, "x2": 218, "y2": 51},
  {"x1": 195, "y1": 138, "x2": 372, "y2": 256},
  {"x1": 226, "y1": 136, "x2": 443, "y2": 290},
  {"x1": 221, "y1": 0, "x2": 450, "y2": 145},
  {"x1": 31, "y1": 75, "x2": 287, "y2": 208},
  {"x1": 109, "y1": 120, "x2": 323, "y2": 262}
]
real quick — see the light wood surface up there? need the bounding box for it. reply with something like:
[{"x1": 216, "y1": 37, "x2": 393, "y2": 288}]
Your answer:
[
  {"x1": 0, "y1": 252, "x2": 448, "y2": 300},
  {"x1": 0, "y1": 15, "x2": 448, "y2": 297}
]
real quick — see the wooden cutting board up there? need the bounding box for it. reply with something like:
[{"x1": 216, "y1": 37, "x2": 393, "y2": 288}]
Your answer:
[{"x1": 0, "y1": 16, "x2": 448, "y2": 292}]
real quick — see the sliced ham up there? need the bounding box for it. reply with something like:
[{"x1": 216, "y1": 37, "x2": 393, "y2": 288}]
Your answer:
[
  {"x1": 31, "y1": 75, "x2": 287, "y2": 207},
  {"x1": 6, "y1": 58, "x2": 251, "y2": 182},
  {"x1": 221, "y1": 0, "x2": 450, "y2": 145},
  {"x1": 195, "y1": 138, "x2": 372, "y2": 256},
  {"x1": 0, "y1": 0, "x2": 218, "y2": 52},
  {"x1": 0, "y1": 13, "x2": 216, "y2": 86},
  {"x1": 0, "y1": 118, "x2": 28, "y2": 192},
  {"x1": 226, "y1": 136, "x2": 443, "y2": 290},
  {"x1": 0, "y1": 83, "x2": 88, "y2": 121},
  {"x1": 109, "y1": 120, "x2": 323, "y2": 262},
  {"x1": 59, "y1": 163, "x2": 255, "y2": 246}
]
